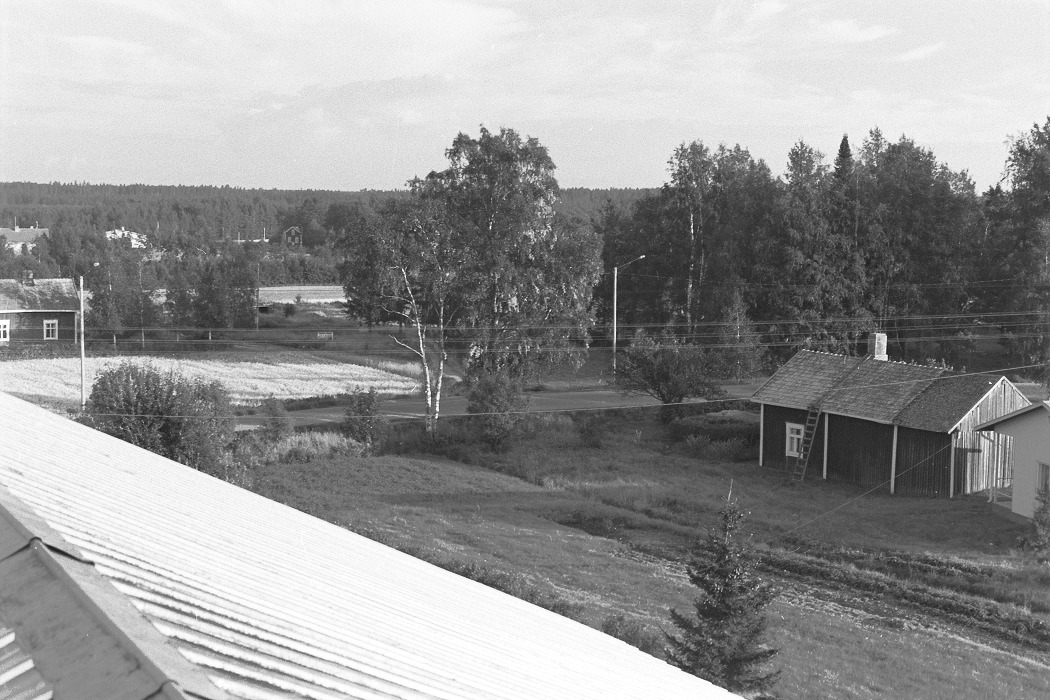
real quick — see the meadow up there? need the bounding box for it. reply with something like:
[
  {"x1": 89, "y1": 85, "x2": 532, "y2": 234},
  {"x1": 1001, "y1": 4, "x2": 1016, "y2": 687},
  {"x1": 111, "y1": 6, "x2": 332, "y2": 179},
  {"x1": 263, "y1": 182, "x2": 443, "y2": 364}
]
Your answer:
[
  {"x1": 247, "y1": 408, "x2": 1050, "y2": 700},
  {"x1": 0, "y1": 349, "x2": 421, "y2": 410}
]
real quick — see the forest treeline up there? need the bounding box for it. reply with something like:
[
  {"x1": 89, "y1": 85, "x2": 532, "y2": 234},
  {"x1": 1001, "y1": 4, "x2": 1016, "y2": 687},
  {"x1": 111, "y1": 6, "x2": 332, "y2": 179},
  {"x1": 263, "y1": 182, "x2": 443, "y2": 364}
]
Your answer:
[{"x1": 1, "y1": 117, "x2": 1049, "y2": 370}]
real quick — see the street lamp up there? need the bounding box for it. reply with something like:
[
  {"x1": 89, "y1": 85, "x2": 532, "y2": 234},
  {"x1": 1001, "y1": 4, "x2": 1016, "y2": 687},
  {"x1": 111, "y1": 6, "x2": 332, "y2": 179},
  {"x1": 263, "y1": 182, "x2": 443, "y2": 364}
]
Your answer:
[{"x1": 612, "y1": 254, "x2": 645, "y2": 373}]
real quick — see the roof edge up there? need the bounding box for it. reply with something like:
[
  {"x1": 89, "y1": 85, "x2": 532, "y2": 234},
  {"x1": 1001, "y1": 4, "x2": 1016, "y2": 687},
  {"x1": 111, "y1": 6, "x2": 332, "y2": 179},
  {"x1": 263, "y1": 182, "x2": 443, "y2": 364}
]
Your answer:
[
  {"x1": 0, "y1": 493, "x2": 228, "y2": 700},
  {"x1": 975, "y1": 400, "x2": 1050, "y2": 431}
]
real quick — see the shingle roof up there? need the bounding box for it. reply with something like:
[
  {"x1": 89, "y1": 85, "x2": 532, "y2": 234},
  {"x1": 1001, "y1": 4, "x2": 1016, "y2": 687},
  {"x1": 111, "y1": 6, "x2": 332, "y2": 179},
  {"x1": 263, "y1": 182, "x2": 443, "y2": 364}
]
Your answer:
[
  {"x1": 0, "y1": 278, "x2": 79, "y2": 312},
  {"x1": 753, "y1": 350, "x2": 1009, "y2": 431},
  {"x1": 895, "y1": 374, "x2": 1003, "y2": 433},
  {"x1": 0, "y1": 392, "x2": 735, "y2": 700},
  {"x1": 750, "y1": 350, "x2": 863, "y2": 411},
  {"x1": 818, "y1": 358, "x2": 946, "y2": 424}
]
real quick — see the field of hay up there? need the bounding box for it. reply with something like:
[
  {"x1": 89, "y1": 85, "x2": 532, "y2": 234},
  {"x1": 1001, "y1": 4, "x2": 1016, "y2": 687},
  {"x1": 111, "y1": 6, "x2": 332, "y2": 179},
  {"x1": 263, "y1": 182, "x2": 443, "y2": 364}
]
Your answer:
[{"x1": 0, "y1": 351, "x2": 422, "y2": 410}]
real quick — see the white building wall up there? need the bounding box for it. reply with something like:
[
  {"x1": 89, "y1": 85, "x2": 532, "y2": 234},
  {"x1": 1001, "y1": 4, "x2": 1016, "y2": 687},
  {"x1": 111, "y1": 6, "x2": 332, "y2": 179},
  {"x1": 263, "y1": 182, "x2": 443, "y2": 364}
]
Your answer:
[{"x1": 993, "y1": 409, "x2": 1050, "y2": 519}]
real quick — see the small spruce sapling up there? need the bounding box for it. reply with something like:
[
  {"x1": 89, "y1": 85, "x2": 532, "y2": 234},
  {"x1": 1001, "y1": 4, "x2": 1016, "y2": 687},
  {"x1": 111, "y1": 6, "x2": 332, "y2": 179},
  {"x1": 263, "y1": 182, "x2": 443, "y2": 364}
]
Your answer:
[{"x1": 666, "y1": 484, "x2": 779, "y2": 695}]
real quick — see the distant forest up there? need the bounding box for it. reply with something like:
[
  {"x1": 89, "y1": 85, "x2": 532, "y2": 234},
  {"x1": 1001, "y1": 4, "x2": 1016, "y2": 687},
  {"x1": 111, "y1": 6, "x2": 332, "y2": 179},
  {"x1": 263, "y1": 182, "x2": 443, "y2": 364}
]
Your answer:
[
  {"x1": 1, "y1": 116, "x2": 1049, "y2": 374},
  {"x1": 0, "y1": 182, "x2": 652, "y2": 246}
]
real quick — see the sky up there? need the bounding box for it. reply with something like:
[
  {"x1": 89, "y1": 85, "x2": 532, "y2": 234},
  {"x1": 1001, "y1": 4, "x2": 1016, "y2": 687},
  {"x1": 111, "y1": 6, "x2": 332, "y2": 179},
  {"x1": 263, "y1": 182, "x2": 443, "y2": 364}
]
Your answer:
[{"x1": 2, "y1": 0, "x2": 1049, "y2": 193}]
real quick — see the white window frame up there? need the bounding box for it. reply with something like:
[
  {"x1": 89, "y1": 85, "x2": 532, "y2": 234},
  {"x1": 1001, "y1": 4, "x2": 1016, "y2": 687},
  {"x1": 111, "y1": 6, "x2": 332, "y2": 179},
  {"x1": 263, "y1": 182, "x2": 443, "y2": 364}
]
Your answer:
[
  {"x1": 43, "y1": 318, "x2": 58, "y2": 340},
  {"x1": 786, "y1": 422, "x2": 804, "y2": 458},
  {"x1": 1039, "y1": 462, "x2": 1050, "y2": 494},
  {"x1": 0, "y1": 320, "x2": 8, "y2": 343}
]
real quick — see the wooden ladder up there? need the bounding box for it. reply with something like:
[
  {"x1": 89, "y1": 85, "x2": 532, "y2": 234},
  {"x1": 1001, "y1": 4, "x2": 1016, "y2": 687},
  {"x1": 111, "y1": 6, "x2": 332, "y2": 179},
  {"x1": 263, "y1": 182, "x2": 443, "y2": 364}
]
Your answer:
[{"x1": 792, "y1": 407, "x2": 821, "y2": 481}]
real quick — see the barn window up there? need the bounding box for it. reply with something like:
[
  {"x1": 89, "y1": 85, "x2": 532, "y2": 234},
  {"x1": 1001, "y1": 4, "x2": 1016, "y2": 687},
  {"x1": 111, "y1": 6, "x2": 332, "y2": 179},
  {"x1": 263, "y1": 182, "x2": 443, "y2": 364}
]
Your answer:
[
  {"x1": 785, "y1": 423, "x2": 804, "y2": 458},
  {"x1": 43, "y1": 319, "x2": 58, "y2": 340},
  {"x1": 1039, "y1": 463, "x2": 1050, "y2": 494},
  {"x1": 0, "y1": 320, "x2": 8, "y2": 343}
]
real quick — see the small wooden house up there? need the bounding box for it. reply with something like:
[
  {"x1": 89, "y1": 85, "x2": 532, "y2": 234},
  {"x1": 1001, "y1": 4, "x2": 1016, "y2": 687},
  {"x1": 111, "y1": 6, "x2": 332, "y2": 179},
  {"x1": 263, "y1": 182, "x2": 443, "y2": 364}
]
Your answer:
[
  {"x1": 752, "y1": 348, "x2": 1030, "y2": 497},
  {"x1": 0, "y1": 276, "x2": 79, "y2": 345}
]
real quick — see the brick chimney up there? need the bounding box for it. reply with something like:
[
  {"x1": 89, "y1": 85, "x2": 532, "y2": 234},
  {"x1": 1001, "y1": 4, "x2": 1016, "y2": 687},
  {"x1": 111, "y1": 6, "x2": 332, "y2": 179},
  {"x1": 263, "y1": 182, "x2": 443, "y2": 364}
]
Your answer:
[{"x1": 870, "y1": 332, "x2": 888, "y2": 361}]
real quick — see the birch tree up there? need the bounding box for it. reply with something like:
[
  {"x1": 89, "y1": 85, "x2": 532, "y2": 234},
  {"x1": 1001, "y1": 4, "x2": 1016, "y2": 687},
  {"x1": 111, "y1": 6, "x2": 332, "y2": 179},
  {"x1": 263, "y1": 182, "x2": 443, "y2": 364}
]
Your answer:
[
  {"x1": 341, "y1": 199, "x2": 476, "y2": 434},
  {"x1": 666, "y1": 142, "x2": 713, "y2": 335}
]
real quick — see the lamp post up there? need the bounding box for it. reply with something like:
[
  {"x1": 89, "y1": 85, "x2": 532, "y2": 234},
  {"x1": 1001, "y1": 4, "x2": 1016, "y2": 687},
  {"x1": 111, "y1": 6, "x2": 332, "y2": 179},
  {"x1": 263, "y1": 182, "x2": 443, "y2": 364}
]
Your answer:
[{"x1": 612, "y1": 254, "x2": 645, "y2": 373}]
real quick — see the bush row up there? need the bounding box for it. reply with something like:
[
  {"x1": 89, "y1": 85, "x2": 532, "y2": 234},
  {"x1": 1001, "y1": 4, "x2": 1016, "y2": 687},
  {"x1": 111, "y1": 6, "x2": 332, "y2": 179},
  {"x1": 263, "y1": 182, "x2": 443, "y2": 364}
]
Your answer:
[{"x1": 668, "y1": 414, "x2": 760, "y2": 445}]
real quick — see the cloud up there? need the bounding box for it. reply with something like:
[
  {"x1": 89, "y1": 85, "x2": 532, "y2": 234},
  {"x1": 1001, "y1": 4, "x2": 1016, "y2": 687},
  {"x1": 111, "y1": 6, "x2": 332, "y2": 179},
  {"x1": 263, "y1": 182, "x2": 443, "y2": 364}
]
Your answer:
[
  {"x1": 892, "y1": 42, "x2": 946, "y2": 62},
  {"x1": 815, "y1": 18, "x2": 896, "y2": 43}
]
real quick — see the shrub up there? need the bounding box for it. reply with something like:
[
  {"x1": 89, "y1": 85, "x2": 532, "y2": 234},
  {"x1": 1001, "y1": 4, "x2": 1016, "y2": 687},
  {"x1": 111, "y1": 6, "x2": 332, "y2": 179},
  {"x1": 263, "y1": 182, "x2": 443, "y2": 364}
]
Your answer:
[
  {"x1": 682, "y1": 433, "x2": 712, "y2": 457},
  {"x1": 570, "y1": 412, "x2": 605, "y2": 448},
  {"x1": 616, "y1": 332, "x2": 728, "y2": 423},
  {"x1": 466, "y1": 372, "x2": 530, "y2": 450},
  {"x1": 601, "y1": 614, "x2": 665, "y2": 658},
  {"x1": 273, "y1": 432, "x2": 364, "y2": 463},
  {"x1": 669, "y1": 415, "x2": 759, "y2": 446},
  {"x1": 283, "y1": 303, "x2": 298, "y2": 317},
  {"x1": 84, "y1": 361, "x2": 233, "y2": 477},
  {"x1": 1028, "y1": 488, "x2": 1050, "y2": 559},
  {"x1": 342, "y1": 389, "x2": 385, "y2": 449},
  {"x1": 707, "y1": 437, "x2": 753, "y2": 462},
  {"x1": 260, "y1": 396, "x2": 293, "y2": 443}
]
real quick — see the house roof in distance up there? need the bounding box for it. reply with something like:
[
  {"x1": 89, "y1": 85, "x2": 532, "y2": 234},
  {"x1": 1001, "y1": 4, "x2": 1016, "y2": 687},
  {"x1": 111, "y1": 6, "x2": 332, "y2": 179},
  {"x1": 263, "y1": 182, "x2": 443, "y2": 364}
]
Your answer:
[
  {"x1": 0, "y1": 227, "x2": 48, "y2": 244},
  {"x1": 0, "y1": 278, "x2": 79, "y2": 312},
  {"x1": 752, "y1": 350, "x2": 1017, "y2": 431},
  {"x1": 0, "y1": 392, "x2": 736, "y2": 700}
]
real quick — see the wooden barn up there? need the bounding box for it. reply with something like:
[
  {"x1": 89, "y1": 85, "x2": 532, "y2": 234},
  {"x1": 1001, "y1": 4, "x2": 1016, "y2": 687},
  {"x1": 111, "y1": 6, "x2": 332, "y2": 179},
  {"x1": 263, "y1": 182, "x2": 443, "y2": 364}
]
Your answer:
[
  {"x1": 0, "y1": 275, "x2": 79, "y2": 345},
  {"x1": 752, "y1": 347, "x2": 1030, "y2": 497}
]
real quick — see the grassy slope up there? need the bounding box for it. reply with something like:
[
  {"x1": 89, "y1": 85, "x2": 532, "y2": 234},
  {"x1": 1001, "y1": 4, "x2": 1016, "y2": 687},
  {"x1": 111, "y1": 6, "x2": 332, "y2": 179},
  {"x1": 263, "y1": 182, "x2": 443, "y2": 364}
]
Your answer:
[{"x1": 251, "y1": 412, "x2": 1050, "y2": 700}]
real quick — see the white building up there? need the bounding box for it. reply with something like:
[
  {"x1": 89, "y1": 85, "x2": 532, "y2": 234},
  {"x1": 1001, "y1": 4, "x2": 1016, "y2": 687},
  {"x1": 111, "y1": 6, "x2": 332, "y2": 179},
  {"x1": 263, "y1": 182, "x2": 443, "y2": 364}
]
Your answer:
[
  {"x1": 105, "y1": 226, "x2": 148, "y2": 248},
  {"x1": 0, "y1": 225, "x2": 47, "y2": 254},
  {"x1": 977, "y1": 401, "x2": 1050, "y2": 520}
]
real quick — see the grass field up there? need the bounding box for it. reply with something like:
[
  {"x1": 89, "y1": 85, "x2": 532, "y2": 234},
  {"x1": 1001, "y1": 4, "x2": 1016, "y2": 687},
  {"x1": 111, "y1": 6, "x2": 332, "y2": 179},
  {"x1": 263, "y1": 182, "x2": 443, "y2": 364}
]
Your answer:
[
  {"x1": 248, "y1": 410, "x2": 1050, "y2": 700},
  {"x1": 0, "y1": 350, "x2": 421, "y2": 410}
]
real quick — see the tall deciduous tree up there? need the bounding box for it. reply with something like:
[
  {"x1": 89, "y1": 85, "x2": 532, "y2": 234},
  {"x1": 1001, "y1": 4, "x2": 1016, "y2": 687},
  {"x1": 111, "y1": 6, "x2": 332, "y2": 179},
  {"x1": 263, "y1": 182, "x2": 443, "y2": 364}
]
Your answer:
[
  {"x1": 341, "y1": 197, "x2": 476, "y2": 433},
  {"x1": 415, "y1": 126, "x2": 602, "y2": 378},
  {"x1": 986, "y1": 119, "x2": 1050, "y2": 371},
  {"x1": 666, "y1": 141, "x2": 714, "y2": 334}
]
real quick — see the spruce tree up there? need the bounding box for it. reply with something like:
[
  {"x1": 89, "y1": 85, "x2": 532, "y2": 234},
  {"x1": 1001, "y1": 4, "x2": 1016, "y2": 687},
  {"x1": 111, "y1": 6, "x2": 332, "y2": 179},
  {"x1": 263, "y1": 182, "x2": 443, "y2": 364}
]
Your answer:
[{"x1": 666, "y1": 489, "x2": 779, "y2": 695}]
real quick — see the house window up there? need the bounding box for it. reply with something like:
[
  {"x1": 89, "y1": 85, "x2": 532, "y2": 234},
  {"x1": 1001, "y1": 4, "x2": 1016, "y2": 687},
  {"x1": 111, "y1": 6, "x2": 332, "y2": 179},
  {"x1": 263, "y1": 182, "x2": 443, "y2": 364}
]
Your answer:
[
  {"x1": 786, "y1": 423, "x2": 804, "y2": 458},
  {"x1": 0, "y1": 320, "x2": 8, "y2": 343},
  {"x1": 1039, "y1": 463, "x2": 1050, "y2": 494},
  {"x1": 43, "y1": 319, "x2": 58, "y2": 340}
]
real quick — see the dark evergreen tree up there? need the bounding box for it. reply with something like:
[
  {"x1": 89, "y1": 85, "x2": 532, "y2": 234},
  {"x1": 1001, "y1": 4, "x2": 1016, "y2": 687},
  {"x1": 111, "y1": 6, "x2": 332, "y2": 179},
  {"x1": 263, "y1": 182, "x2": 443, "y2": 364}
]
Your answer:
[{"x1": 666, "y1": 490, "x2": 779, "y2": 695}]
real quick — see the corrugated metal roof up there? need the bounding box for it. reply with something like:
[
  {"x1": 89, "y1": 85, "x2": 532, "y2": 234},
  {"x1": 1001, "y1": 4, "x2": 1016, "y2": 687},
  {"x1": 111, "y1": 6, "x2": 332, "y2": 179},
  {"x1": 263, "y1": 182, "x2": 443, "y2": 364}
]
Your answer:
[
  {"x1": 752, "y1": 350, "x2": 1012, "y2": 432},
  {"x1": 0, "y1": 393, "x2": 736, "y2": 700},
  {"x1": 0, "y1": 279, "x2": 78, "y2": 312},
  {"x1": 0, "y1": 619, "x2": 52, "y2": 700}
]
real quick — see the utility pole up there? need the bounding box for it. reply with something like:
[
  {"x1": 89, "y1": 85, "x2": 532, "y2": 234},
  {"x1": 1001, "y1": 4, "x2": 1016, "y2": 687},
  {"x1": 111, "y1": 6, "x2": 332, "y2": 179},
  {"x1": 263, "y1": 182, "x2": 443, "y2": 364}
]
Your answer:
[
  {"x1": 612, "y1": 254, "x2": 645, "y2": 373},
  {"x1": 79, "y1": 275, "x2": 86, "y2": 410}
]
